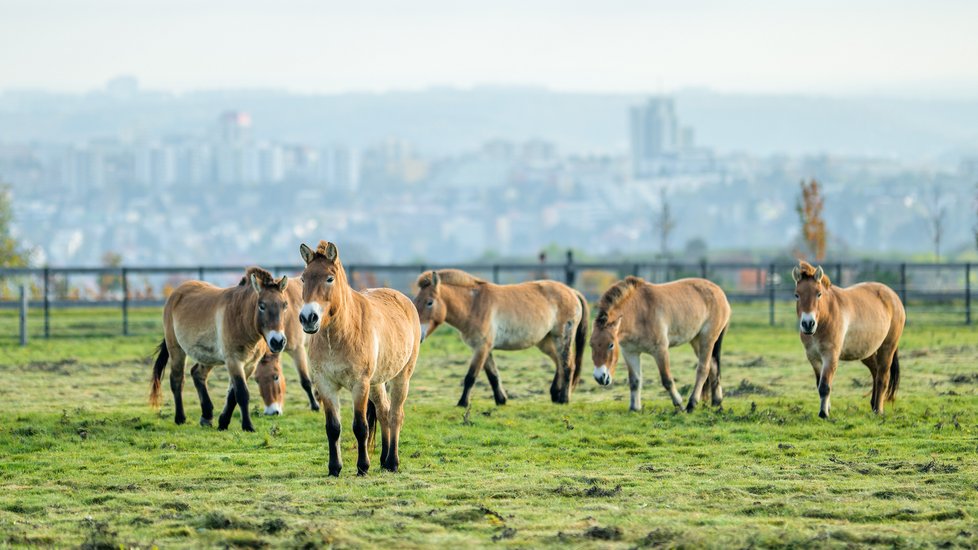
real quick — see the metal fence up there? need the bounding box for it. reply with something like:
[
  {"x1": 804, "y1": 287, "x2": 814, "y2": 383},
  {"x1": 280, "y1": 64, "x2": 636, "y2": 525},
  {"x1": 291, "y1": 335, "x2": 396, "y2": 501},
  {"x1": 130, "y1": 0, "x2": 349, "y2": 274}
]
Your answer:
[{"x1": 1, "y1": 255, "x2": 974, "y2": 342}]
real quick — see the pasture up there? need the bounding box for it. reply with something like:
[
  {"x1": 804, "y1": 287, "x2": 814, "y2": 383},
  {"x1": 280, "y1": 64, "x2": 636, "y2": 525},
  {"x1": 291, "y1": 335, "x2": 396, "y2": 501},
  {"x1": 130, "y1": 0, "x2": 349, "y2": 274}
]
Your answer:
[{"x1": 0, "y1": 307, "x2": 976, "y2": 548}]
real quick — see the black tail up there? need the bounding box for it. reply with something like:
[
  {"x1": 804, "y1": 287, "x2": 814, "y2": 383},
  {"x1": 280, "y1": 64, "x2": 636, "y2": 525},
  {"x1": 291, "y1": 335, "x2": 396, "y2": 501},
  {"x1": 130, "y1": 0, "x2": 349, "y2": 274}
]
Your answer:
[
  {"x1": 572, "y1": 291, "x2": 589, "y2": 389},
  {"x1": 887, "y1": 350, "x2": 900, "y2": 402},
  {"x1": 711, "y1": 327, "x2": 726, "y2": 383},
  {"x1": 149, "y1": 339, "x2": 168, "y2": 408},
  {"x1": 366, "y1": 400, "x2": 378, "y2": 449}
]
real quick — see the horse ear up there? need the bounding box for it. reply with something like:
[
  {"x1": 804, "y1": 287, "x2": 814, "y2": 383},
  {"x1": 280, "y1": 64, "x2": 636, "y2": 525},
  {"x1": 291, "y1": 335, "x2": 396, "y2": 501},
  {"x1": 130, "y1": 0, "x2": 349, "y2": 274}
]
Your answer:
[
  {"x1": 249, "y1": 274, "x2": 261, "y2": 294},
  {"x1": 278, "y1": 275, "x2": 288, "y2": 291},
  {"x1": 299, "y1": 243, "x2": 315, "y2": 264},
  {"x1": 324, "y1": 242, "x2": 338, "y2": 262},
  {"x1": 814, "y1": 266, "x2": 824, "y2": 283},
  {"x1": 791, "y1": 267, "x2": 802, "y2": 284},
  {"x1": 609, "y1": 317, "x2": 622, "y2": 331},
  {"x1": 430, "y1": 271, "x2": 439, "y2": 288}
]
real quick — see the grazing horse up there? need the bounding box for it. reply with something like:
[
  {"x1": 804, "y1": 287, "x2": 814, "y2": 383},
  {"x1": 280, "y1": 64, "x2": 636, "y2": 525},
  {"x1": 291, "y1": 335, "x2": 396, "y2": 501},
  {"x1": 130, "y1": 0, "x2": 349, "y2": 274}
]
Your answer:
[
  {"x1": 188, "y1": 277, "x2": 319, "y2": 417},
  {"x1": 149, "y1": 267, "x2": 290, "y2": 431},
  {"x1": 792, "y1": 261, "x2": 905, "y2": 418},
  {"x1": 590, "y1": 276, "x2": 730, "y2": 412},
  {"x1": 298, "y1": 241, "x2": 420, "y2": 476},
  {"x1": 413, "y1": 269, "x2": 589, "y2": 406}
]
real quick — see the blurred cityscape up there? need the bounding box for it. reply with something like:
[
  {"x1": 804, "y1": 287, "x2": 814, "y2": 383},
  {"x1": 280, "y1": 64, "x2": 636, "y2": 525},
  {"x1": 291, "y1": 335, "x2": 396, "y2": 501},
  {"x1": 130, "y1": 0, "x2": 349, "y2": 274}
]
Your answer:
[{"x1": 2, "y1": 77, "x2": 977, "y2": 266}]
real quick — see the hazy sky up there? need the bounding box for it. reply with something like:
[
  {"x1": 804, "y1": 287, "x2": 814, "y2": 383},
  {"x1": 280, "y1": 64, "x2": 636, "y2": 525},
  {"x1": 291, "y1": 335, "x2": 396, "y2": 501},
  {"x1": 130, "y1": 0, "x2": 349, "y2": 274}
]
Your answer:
[{"x1": 2, "y1": 0, "x2": 977, "y2": 97}]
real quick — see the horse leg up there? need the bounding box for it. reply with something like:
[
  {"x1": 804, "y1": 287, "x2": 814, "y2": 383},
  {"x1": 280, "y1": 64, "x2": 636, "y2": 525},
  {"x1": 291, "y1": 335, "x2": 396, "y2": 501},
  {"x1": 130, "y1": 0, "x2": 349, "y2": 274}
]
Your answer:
[
  {"x1": 190, "y1": 363, "x2": 215, "y2": 426},
  {"x1": 350, "y1": 379, "x2": 372, "y2": 476},
  {"x1": 483, "y1": 353, "x2": 508, "y2": 405},
  {"x1": 818, "y1": 355, "x2": 839, "y2": 419},
  {"x1": 555, "y1": 320, "x2": 576, "y2": 403},
  {"x1": 538, "y1": 338, "x2": 562, "y2": 403},
  {"x1": 386, "y1": 370, "x2": 412, "y2": 473},
  {"x1": 370, "y1": 383, "x2": 393, "y2": 467},
  {"x1": 686, "y1": 337, "x2": 713, "y2": 413},
  {"x1": 623, "y1": 350, "x2": 643, "y2": 412},
  {"x1": 458, "y1": 344, "x2": 490, "y2": 408},
  {"x1": 168, "y1": 346, "x2": 188, "y2": 425},
  {"x1": 216, "y1": 380, "x2": 237, "y2": 431},
  {"x1": 289, "y1": 347, "x2": 320, "y2": 412},
  {"x1": 652, "y1": 347, "x2": 683, "y2": 408},
  {"x1": 861, "y1": 357, "x2": 880, "y2": 413},
  {"x1": 227, "y1": 360, "x2": 255, "y2": 432},
  {"x1": 314, "y1": 375, "x2": 344, "y2": 477},
  {"x1": 874, "y1": 345, "x2": 897, "y2": 414}
]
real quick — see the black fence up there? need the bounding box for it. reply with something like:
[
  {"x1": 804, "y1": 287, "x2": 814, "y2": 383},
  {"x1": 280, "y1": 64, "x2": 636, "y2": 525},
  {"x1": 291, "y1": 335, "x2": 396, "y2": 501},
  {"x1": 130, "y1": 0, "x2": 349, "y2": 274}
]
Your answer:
[{"x1": 1, "y1": 256, "x2": 974, "y2": 342}]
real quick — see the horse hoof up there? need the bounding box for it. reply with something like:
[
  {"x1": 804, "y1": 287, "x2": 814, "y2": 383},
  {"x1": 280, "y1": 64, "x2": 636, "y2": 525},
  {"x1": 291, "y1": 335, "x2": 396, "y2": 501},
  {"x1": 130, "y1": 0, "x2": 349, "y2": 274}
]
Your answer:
[
  {"x1": 456, "y1": 399, "x2": 469, "y2": 408},
  {"x1": 199, "y1": 417, "x2": 213, "y2": 427},
  {"x1": 310, "y1": 403, "x2": 321, "y2": 412},
  {"x1": 328, "y1": 467, "x2": 342, "y2": 477},
  {"x1": 174, "y1": 415, "x2": 186, "y2": 425},
  {"x1": 818, "y1": 410, "x2": 829, "y2": 419},
  {"x1": 685, "y1": 402, "x2": 696, "y2": 413},
  {"x1": 495, "y1": 395, "x2": 508, "y2": 406},
  {"x1": 242, "y1": 424, "x2": 255, "y2": 433}
]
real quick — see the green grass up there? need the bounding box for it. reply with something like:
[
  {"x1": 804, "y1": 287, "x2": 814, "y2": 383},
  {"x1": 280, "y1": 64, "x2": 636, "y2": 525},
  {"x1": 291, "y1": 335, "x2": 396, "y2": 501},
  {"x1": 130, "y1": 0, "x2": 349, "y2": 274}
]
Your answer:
[{"x1": 0, "y1": 308, "x2": 976, "y2": 548}]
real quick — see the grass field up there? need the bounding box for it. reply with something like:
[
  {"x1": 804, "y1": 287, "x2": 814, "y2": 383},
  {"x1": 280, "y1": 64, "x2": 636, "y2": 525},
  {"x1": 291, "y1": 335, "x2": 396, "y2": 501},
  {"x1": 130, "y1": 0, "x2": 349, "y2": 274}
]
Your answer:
[{"x1": 1, "y1": 308, "x2": 976, "y2": 548}]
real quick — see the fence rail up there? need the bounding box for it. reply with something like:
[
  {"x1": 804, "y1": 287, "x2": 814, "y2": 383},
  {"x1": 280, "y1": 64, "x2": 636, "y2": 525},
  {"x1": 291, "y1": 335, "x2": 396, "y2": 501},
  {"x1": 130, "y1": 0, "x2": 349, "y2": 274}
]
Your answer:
[{"x1": 1, "y1": 256, "x2": 974, "y2": 342}]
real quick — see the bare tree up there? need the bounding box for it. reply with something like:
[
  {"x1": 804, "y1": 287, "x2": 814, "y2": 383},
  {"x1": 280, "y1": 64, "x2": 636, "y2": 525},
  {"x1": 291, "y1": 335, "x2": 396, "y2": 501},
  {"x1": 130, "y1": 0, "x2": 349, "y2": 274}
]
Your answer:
[
  {"x1": 654, "y1": 187, "x2": 676, "y2": 259},
  {"x1": 924, "y1": 184, "x2": 948, "y2": 263},
  {"x1": 796, "y1": 179, "x2": 827, "y2": 261}
]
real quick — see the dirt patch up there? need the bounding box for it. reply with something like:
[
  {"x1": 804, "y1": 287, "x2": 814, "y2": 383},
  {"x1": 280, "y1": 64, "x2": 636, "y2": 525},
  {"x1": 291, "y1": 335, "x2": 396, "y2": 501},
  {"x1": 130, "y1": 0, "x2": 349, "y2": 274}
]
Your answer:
[
  {"x1": 584, "y1": 525, "x2": 622, "y2": 540},
  {"x1": 739, "y1": 357, "x2": 766, "y2": 368},
  {"x1": 725, "y1": 379, "x2": 775, "y2": 397},
  {"x1": 554, "y1": 479, "x2": 622, "y2": 498},
  {"x1": 639, "y1": 527, "x2": 682, "y2": 547},
  {"x1": 948, "y1": 373, "x2": 978, "y2": 385}
]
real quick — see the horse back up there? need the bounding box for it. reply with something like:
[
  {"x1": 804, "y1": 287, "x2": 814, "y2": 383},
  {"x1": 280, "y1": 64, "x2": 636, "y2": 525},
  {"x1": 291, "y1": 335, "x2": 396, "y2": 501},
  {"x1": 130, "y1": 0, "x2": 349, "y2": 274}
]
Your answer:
[
  {"x1": 360, "y1": 288, "x2": 421, "y2": 379},
  {"x1": 624, "y1": 278, "x2": 729, "y2": 347},
  {"x1": 484, "y1": 280, "x2": 578, "y2": 349}
]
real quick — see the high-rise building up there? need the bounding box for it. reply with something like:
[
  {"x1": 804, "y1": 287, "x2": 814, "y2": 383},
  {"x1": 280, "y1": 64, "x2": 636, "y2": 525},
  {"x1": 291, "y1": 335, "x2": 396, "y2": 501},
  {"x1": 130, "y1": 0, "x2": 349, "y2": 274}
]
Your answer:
[{"x1": 630, "y1": 97, "x2": 679, "y2": 177}]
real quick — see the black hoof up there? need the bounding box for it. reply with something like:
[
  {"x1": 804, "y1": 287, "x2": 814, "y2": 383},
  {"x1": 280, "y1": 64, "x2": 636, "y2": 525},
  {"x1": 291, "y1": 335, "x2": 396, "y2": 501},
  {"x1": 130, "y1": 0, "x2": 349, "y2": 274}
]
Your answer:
[
  {"x1": 456, "y1": 399, "x2": 469, "y2": 408},
  {"x1": 818, "y1": 410, "x2": 829, "y2": 419},
  {"x1": 310, "y1": 402, "x2": 321, "y2": 412},
  {"x1": 242, "y1": 424, "x2": 255, "y2": 433},
  {"x1": 685, "y1": 402, "x2": 696, "y2": 413},
  {"x1": 199, "y1": 416, "x2": 213, "y2": 427},
  {"x1": 328, "y1": 467, "x2": 342, "y2": 477},
  {"x1": 494, "y1": 394, "x2": 508, "y2": 406},
  {"x1": 382, "y1": 462, "x2": 399, "y2": 473},
  {"x1": 174, "y1": 414, "x2": 186, "y2": 425}
]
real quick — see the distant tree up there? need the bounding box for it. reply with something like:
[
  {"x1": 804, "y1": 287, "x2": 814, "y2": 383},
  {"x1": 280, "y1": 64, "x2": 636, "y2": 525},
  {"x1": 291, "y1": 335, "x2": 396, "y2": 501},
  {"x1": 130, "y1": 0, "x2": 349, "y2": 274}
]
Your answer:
[
  {"x1": 0, "y1": 184, "x2": 28, "y2": 267},
  {"x1": 923, "y1": 184, "x2": 948, "y2": 263},
  {"x1": 654, "y1": 187, "x2": 676, "y2": 259},
  {"x1": 98, "y1": 251, "x2": 124, "y2": 297},
  {"x1": 796, "y1": 179, "x2": 827, "y2": 261},
  {"x1": 683, "y1": 237, "x2": 708, "y2": 260}
]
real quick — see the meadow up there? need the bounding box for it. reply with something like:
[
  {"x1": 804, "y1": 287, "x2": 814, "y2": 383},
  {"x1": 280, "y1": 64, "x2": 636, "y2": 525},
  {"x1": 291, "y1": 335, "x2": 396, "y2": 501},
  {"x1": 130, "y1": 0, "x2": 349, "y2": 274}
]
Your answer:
[{"x1": 0, "y1": 307, "x2": 976, "y2": 548}]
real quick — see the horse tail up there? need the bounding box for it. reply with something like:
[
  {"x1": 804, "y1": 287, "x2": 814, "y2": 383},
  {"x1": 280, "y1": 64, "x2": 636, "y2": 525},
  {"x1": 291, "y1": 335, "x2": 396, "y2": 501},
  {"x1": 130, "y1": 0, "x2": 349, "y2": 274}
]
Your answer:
[
  {"x1": 149, "y1": 339, "x2": 168, "y2": 409},
  {"x1": 572, "y1": 290, "x2": 589, "y2": 389},
  {"x1": 886, "y1": 349, "x2": 900, "y2": 402},
  {"x1": 366, "y1": 400, "x2": 378, "y2": 449},
  {"x1": 711, "y1": 326, "x2": 726, "y2": 384}
]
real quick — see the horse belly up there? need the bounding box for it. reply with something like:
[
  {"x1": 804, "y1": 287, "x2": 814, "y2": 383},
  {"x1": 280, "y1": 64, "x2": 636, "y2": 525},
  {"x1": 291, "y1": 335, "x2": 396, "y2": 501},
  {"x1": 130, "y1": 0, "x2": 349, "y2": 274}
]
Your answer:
[
  {"x1": 493, "y1": 322, "x2": 549, "y2": 351},
  {"x1": 176, "y1": 328, "x2": 224, "y2": 365},
  {"x1": 840, "y1": 328, "x2": 886, "y2": 361}
]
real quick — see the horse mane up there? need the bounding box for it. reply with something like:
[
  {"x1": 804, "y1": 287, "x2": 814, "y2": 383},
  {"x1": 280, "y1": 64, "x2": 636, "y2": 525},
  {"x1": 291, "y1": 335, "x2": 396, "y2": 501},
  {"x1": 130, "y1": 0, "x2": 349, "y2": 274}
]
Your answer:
[
  {"x1": 596, "y1": 276, "x2": 644, "y2": 326},
  {"x1": 417, "y1": 269, "x2": 486, "y2": 289},
  {"x1": 243, "y1": 266, "x2": 275, "y2": 287},
  {"x1": 797, "y1": 260, "x2": 832, "y2": 287}
]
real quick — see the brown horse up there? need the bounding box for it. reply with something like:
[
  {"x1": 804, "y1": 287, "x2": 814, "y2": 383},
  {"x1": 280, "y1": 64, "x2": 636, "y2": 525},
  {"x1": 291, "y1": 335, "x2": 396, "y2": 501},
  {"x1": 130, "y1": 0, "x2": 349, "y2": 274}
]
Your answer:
[
  {"x1": 413, "y1": 269, "x2": 589, "y2": 406},
  {"x1": 590, "y1": 276, "x2": 731, "y2": 412},
  {"x1": 792, "y1": 261, "x2": 905, "y2": 418},
  {"x1": 187, "y1": 276, "x2": 320, "y2": 418},
  {"x1": 150, "y1": 267, "x2": 290, "y2": 431},
  {"x1": 298, "y1": 241, "x2": 421, "y2": 476}
]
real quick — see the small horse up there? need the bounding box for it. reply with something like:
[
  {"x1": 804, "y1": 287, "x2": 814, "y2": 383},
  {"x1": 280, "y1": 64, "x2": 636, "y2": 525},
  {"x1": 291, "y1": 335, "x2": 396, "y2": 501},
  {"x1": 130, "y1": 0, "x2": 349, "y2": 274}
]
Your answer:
[
  {"x1": 792, "y1": 261, "x2": 905, "y2": 418},
  {"x1": 413, "y1": 269, "x2": 588, "y2": 406},
  {"x1": 187, "y1": 276, "x2": 319, "y2": 417},
  {"x1": 298, "y1": 241, "x2": 421, "y2": 476},
  {"x1": 590, "y1": 276, "x2": 730, "y2": 412},
  {"x1": 254, "y1": 352, "x2": 286, "y2": 415},
  {"x1": 150, "y1": 267, "x2": 290, "y2": 431}
]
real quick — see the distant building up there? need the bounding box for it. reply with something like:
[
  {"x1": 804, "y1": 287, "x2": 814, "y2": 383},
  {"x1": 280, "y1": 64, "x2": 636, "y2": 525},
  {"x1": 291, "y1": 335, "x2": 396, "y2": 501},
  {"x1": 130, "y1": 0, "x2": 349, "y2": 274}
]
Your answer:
[
  {"x1": 217, "y1": 111, "x2": 252, "y2": 146},
  {"x1": 630, "y1": 97, "x2": 679, "y2": 178}
]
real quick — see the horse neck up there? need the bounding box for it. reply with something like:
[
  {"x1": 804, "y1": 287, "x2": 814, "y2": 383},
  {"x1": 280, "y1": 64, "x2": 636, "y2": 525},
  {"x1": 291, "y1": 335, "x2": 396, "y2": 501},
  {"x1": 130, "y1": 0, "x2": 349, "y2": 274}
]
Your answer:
[
  {"x1": 323, "y1": 276, "x2": 362, "y2": 342},
  {"x1": 441, "y1": 284, "x2": 478, "y2": 332},
  {"x1": 226, "y1": 285, "x2": 262, "y2": 340}
]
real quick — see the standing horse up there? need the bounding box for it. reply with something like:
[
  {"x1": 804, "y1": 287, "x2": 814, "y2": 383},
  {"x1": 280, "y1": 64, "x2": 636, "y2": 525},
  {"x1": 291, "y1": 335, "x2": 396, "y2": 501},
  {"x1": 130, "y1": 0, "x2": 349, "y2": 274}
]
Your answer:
[
  {"x1": 149, "y1": 267, "x2": 290, "y2": 431},
  {"x1": 792, "y1": 261, "x2": 905, "y2": 418},
  {"x1": 298, "y1": 241, "x2": 420, "y2": 476},
  {"x1": 188, "y1": 276, "x2": 319, "y2": 417},
  {"x1": 413, "y1": 270, "x2": 588, "y2": 406},
  {"x1": 590, "y1": 276, "x2": 730, "y2": 412}
]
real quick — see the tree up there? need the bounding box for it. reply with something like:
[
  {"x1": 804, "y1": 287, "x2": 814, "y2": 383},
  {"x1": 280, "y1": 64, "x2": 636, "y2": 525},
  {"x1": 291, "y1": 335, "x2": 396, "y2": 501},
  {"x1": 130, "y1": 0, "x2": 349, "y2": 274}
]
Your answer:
[
  {"x1": 924, "y1": 184, "x2": 947, "y2": 263},
  {"x1": 654, "y1": 187, "x2": 676, "y2": 259},
  {"x1": 0, "y1": 184, "x2": 28, "y2": 267},
  {"x1": 796, "y1": 179, "x2": 827, "y2": 261}
]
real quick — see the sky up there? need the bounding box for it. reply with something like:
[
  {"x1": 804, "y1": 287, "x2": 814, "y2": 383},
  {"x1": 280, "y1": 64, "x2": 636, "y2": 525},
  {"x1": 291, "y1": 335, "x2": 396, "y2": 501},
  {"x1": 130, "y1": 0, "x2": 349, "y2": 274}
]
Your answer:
[{"x1": 2, "y1": 0, "x2": 978, "y2": 97}]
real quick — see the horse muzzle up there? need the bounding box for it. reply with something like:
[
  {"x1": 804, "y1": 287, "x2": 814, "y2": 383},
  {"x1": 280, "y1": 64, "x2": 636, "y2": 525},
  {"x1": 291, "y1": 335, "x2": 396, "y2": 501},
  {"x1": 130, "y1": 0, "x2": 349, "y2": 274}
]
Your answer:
[
  {"x1": 299, "y1": 303, "x2": 323, "y2": 334},
  {"x1": 593, "y1": 365, "x2": 612, "y2": 386},
  {"x1": 266, "y1": 332, "x2": 287, "y2": 353},
  {"x1": 264, "y1": 402, "x2": 283, "y2": 416},
  {"x1": 799, "y1": 313, "x2": 817, "y2": 335}
]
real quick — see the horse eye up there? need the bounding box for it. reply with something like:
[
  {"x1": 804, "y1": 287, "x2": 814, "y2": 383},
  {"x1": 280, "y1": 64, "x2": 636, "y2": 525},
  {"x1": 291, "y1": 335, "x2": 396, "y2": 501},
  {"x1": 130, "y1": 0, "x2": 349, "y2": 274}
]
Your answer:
[
  {"x1": 326, "y1": 276, "x2": 335, "y2": 284},
  {"x1": 817, "y1": 292, "x2": 823, "y2": 298},
  {"x1": 274, "y1": 375, "x2": 280, "y2": 382},
  {"x1": 794, "y1": 293, "x2": 799, "y2": 300},
  {"x1": 426, "y1": 300, "x2": 434, "y2": 307},
  {"x1": 608, "y1": 343, "x2": 615, "y2": 350},
  {"x1": 258, "y1": 302, "x2": 266, "y2": 311}
]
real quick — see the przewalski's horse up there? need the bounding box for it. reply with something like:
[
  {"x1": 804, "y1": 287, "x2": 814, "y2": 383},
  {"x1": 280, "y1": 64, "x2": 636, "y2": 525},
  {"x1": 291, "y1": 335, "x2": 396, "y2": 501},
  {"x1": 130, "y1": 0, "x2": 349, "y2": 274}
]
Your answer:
[
  {"x1": 413, "y1": 270, "x2": 589, "y2": 406},
  {"x1": 792, "y1": 261, "x2": 905, "y2": 418},
  {"x1": 149, "y1": 267, "x2": 290, "y2": 431},
  {"x1": 590, "y1": 276, "x2": 730, "y2": 412},
  {"x1": 186, "y1": 276, "x2": 320, "y2": 417},
  {"x1": 298, "y1": 241, "x2": 421, "y2": 476}
]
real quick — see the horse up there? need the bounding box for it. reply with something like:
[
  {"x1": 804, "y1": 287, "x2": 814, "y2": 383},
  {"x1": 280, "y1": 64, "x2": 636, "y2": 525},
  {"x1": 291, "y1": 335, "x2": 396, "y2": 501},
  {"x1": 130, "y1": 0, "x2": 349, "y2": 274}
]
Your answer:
[
  {"x1": 590, "y1": 276, "x2": 730, "y2": 412},
  {"x1": 187, "y1": 276, "x2": 319, "y2": 417},
  {"x1": 298, "y1": 241, "x2": 421, "y2": 476},
  {"x1": 149, "y1": 267, "x2": 290, "y2": 432},
  {"x1": 791, "y1": 261, "x2": 905, "y2": 418},
  {"x1": 254, "y1": 352, "x2": 286, "y2": 416},
  {"x1": 413, "y1": 269, "x2": 589, "y2": 406}
]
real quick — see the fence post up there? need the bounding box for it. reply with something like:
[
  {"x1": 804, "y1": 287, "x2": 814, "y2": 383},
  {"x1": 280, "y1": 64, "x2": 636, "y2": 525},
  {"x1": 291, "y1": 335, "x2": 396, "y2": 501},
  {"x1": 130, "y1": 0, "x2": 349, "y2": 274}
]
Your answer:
[
  {"x1": 19, "y1": 284, "x2": 28, "y2": 346},
  {"x1": 122, "y1": 267, "x2": 129, "y2": 336},
  {"x1": 43, "y1": 267, "x2": 50, "y2": 339},
  {"x1": 900, "y1": 263, "x2": 908, "y2": 306},
  {"x1": 966, "y1": 263, "x2": 972, "y2": 326},
  {"x1": 835, "y1": 264, "x2": 842, "y2": 286},
  {"x1": 492, "y1": 264, "x2": 500, "y2": 284},
  {"x1": 700, "y1": 259, "x2": 708, "y2": 279},
  {"x1": 565, "y1": 250, "x2": 575, "y2": 287},
  {"x1": 768, "y1": 263, "x2": 776, "y2": 327},
  {"x1": 198, "y1": 266, "x2": 205, "y2": 281}
]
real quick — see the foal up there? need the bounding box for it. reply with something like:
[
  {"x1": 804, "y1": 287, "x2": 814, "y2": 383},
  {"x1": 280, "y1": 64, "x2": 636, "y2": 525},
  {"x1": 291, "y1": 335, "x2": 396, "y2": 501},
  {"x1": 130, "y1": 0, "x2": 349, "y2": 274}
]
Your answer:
[
  {"x1": 298, "y1": 241, "x2": 421, "y2": 476},
  {"x1": 413, "y1": 269, "x2": 588, "y2": 406},
  {"x1": 590, "y1": 276, "x2": 731, "y2": 412},
  {"x1": 792, "y1": 261, "x2": 905, "y2": 418},
  {"x1": 150, "y1": 267, "x2": 290, "y2": 431}
]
